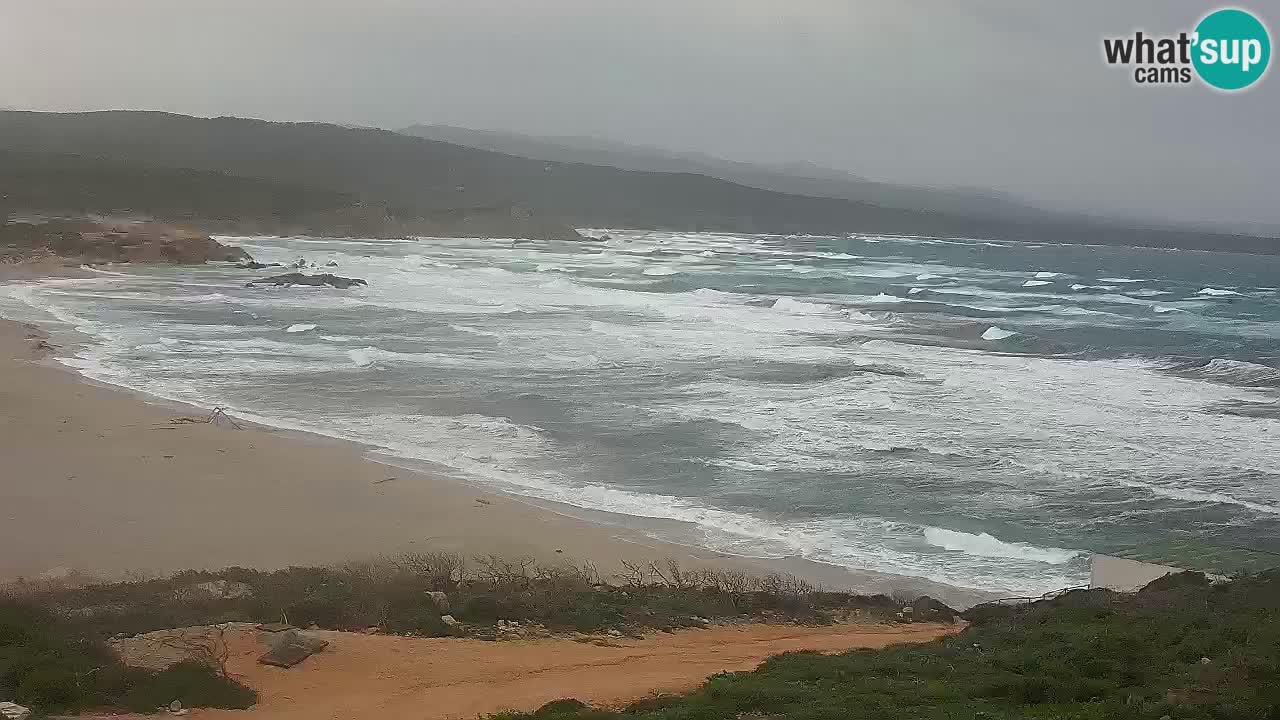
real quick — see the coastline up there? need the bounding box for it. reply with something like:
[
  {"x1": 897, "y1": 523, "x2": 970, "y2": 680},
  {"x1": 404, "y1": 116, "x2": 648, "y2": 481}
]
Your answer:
[{"x1": 0, "y1": 266, "x2": 998, "y2": 608}]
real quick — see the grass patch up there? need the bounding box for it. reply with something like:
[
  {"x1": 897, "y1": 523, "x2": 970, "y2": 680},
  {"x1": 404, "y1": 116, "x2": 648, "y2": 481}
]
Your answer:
[
  {"x1": 487, "y1": 570, "x2": 1280, "y2": 720},
  {"x1": 7, "y1": 555, "x2": 925, "y2": 641}
]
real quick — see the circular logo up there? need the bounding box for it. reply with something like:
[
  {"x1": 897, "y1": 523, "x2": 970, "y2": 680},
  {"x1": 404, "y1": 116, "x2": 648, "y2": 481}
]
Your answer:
[{"x1": 1192, "y1": 8, "x2": 1271, "y2": 90}]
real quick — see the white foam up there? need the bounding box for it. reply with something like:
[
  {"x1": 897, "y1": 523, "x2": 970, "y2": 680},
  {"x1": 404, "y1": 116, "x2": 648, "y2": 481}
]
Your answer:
[
  {"x1": 642, "y1": 266, "x2": 679, "y2": 276},
  {"x1": 285, "y1": 323, "x2": 317, "y2": 333},
  {"x1": 1034, "y1": 272, "x2": 1060, "y2": 279},
  {"x1": 924, "y1": 527, "x2": 1081, "y2": 564},
  {"x1": 1022, "y1": 280, "x2": 1052, "y2": 287},
  {"x1": 1115, "y1": 479, "x2": 1280, "y2": 516},
  {"x1": 1153, "y1": 306, "x2": 1179, "y2": 314},
  {"x1": 1099, "y1": 277, "x2": 1149, "y2": 283},
  {"x1": 908, "y1": 287, "x2": 924, "y2": 295},
  {"x1": 1198, "y1": 287, "x2": 1241, "y2": 296},
  {"x1": 981, "y1": 326, "x2": 1017, "y2": 340},
  {"x1": 916, "y1": 273, "x2": 940, "y2": 280},
  {"x1": 348, "y1": 347, "x2": 378, "y2": 367},
  {"x1": 772, "y1": 297, "x2": 832, "y2": 314}
]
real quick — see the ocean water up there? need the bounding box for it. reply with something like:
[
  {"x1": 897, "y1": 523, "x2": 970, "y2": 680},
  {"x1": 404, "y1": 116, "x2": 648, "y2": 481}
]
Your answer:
[{"x1": 4, "y1": 230, "x2": 1279, "y2": 595}]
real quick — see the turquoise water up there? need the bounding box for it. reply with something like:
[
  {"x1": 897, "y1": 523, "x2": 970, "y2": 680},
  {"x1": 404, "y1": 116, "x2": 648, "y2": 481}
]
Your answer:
[{"x1": 5, "y1": 230, "x2": 1278, "y2": 594}]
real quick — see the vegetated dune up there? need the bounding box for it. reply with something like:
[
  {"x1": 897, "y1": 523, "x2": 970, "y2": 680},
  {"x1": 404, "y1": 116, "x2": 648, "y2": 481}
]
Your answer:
[{"x1": 140, "y1": 622, "x2": 957, "y2": 720}]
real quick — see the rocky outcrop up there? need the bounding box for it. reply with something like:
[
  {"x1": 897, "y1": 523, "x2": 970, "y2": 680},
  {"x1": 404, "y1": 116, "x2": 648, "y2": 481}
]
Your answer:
[
  {"x1": 246, "y1": 272, "x2": 367, "y2": 289},
  {"x1": 1, "y1": 220, "x2": 250, "y2": 265},
  {"x1": 258, "y1": 629, "x2": 329, "y2": 668}
]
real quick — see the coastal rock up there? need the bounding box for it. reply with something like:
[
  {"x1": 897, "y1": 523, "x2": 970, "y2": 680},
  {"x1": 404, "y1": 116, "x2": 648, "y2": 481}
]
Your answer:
[
  {"x1": 236, "y1": 260, "x2": 283, "y2": 270},
  {"x1": 257, "y1": 629, "x2": 328, "y2": 669},
  {"x1": 1, "y1": 220, "x2": 250, "y2": 265},
  {"x1": 246, "y1": 272, "x2": 368, "y2": 289},
  {"x1": 0, "y1": 701, "x2": 33, "y2": 720}
]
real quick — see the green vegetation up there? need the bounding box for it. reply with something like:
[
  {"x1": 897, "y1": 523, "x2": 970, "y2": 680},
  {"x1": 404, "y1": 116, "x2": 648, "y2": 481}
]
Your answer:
[
  {"x1": 492, "y1": 571, "x2": 1280, "y2": 720},
  {"x1": 0, "y1": 600, "x2": 254, "y2": 716},
  {"x1": 9, "y1": 555, "x2": 918, "y2": 643}
]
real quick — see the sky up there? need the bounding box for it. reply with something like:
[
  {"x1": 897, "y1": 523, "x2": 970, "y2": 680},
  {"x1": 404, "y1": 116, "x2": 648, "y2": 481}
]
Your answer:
[{"x1": 2, "y1": 0, "x2": 1277, "y2": 230}]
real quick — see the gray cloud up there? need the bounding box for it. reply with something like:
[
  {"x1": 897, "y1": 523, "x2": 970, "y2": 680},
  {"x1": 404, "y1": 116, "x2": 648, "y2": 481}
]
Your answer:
[{"x1": 2, "y1": 0, "x2": 1277, "y2": 229}]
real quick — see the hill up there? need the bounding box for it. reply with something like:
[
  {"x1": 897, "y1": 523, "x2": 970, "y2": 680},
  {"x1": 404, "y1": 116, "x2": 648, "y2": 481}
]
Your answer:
[
  {"x1": 1, "y1": 111, "x2": 1275, "y2": 253},
  {"x1": 0, "y1": 149, "x2": 580, "y2": 240},
  {"x1": 400, "y1": 123, "x2": 1054, "y2": 223}
]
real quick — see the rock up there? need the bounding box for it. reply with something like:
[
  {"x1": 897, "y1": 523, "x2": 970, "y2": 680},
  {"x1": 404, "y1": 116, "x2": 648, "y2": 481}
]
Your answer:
[
  {"x1": 440, "y1": 614, "x2": 460, "y2": 627},
  {"x1": 257, "y1": 629, "x2": 329, "y2": 668},
  {"x1": 325, "y1": 260, "x2": 338, "y2": 266},
  {"x1": 0, "y1": 702, "x2": 32, "y2": 720},
  {"x1": 236, "y1": 260, "x2": 282, "y2": 269},
  {"x1": 246, "y1": 272, "x2": 368, "y2": 289},
  {"x1": 1200, "y1": 657, "x2": 1213, "y2": 665},
  {"x1": 607, "y1": 629, "x2": 622, "y2": 638},
  {"x1": 168, "y1": 700, "x2": 183, "y2": 713},
  {"x1": 426, "y1": 591, "x2": 450, "y2": 612}
]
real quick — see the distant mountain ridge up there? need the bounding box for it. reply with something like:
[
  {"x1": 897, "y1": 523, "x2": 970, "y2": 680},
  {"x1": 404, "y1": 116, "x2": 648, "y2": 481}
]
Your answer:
[
  {"x1": 0, "y1": 110, "x2": 1274, "y2": 253},
  {"x1": 399, "y1": 124, "x2": 1056, "y2": 224}
]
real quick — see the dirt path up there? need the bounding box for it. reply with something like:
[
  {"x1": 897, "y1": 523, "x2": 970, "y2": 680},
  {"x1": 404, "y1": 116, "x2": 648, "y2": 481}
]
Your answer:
[{"x1": 161, "y1": 623, "x2": 956, "y2": 719}]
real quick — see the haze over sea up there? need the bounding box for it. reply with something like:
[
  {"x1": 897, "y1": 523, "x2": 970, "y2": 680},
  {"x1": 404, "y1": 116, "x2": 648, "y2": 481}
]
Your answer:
[{"x1": 4, "y1": 230, "x2": 1279, "y2": 595}]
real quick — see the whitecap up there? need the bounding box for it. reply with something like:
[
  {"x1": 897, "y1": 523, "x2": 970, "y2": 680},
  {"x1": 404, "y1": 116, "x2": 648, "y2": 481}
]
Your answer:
[
  {"x1": 285, "y1": 323, "x2": 317, "y2": 333},
  {"x1": 908, "y1": 287, "x2": 924, "y2": 295},
  {"x1": 1034, "y1": 272, "x2": 1060, "y2": 279},
  {"x1": 772, "y1": 297, "x2": 832, "y2": 314},
  {"x1": 1022, "y1": 280, "x2": 1052, "y2": 287},
  {"x1": 923, "y1": 527, "x2": 1081, "y2": 565},
  {"x1": 981, "y1": 326, "x2": 1017, "y2": 340},
  {"x1": 1198, "y1": 287, "x2": 1240, "y2": 296}
]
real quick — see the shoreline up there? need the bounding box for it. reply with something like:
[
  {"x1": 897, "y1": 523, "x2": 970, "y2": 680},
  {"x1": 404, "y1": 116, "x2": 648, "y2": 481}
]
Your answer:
[{"x1": 0, "y1": 266, "x2": 998, "y2": 608}]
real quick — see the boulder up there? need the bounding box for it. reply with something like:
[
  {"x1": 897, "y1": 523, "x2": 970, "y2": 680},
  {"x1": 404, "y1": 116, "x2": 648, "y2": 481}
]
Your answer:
[
  {"x1": 0, "y1": 702, "x2": 32, "y2": 720},
  {"x1": 440, "y1": 614, "x2": 460, "y2": 627},
  {"x1": 426, "y1": 591, "x2": 450, "y2": 612},
  {"x1": 257, "y1": 629, "x2": 328, "y2": 668},
  {"x1": 246, "y1": 272, "x2": 367, "y2": 289},
  {"x1": 236, "y1": 260, "x2": 283, "y2": 270}
]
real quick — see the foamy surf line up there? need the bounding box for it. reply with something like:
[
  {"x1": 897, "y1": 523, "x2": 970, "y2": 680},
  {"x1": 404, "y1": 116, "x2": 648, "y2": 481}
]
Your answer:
[{"x1": 4, "y1": 304, "x2": 1080, "y2": 596}]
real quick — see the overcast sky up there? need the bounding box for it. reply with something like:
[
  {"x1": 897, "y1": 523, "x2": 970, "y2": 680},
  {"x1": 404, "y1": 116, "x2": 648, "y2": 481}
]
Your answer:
[{"x1": 2, "y1": 1, "x2": 1276, "y2": 229}]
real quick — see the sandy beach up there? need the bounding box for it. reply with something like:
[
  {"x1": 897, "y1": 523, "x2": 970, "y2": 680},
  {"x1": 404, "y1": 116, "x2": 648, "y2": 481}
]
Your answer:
[{"x1": 0, "y1": 268, "x2": 994, "y2": 608}]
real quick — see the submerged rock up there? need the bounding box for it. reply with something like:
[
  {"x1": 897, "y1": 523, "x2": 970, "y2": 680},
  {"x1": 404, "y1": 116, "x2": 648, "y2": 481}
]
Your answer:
[
  {"x1": 236, "y1": 260, "x2": 283, "y2": 270},
  {"x1": 246, "y1": 272, "x2": 367, "y2": 289}
]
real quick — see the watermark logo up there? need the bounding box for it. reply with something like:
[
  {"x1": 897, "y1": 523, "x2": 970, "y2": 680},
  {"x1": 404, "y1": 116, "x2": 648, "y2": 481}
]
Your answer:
[{"x1": 1102, "y1": 7, "x2": 1270, "y2": 91}]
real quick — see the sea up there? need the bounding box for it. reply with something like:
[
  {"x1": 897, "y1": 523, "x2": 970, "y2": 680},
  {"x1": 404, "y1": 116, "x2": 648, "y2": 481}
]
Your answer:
[{"x1": 4, "y1": 229, "x2": 1278, "y2": 596}]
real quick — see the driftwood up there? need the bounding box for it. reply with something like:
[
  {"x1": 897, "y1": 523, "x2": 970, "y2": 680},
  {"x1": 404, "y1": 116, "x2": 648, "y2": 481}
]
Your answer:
[{"x1": 169, "y1": 407, "x2": 242, "y2": 429}]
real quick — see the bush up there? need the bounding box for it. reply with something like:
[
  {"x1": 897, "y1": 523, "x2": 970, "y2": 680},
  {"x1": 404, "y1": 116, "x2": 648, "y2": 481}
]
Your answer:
[
  {"x1": 120, "y1": 660, "x2": 257, "y2": 713},
  {"x1": 483, "y1": 570, "x2": 1280, "y2": 720},
  {"x1": 0, "y1": 599, "x2": 255, "y2": 716}
]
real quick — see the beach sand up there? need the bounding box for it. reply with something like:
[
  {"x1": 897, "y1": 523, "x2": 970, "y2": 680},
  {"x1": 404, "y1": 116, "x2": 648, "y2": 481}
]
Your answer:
[{"x1": 0, "y1": 269, "x2": 994, "y2": 608}]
